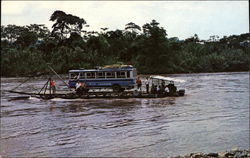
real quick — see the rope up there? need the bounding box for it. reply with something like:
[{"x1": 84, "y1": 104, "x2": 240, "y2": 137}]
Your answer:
[
  {"x1": 11, "y1": 72, "x2": 47, "y2": 92},
  {"x1": 11, "y1": 77, "x2": 34, "y2": 91}
]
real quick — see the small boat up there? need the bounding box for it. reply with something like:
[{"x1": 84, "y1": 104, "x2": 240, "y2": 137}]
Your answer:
[{"x1": 149, "y1": 75, "x2": 186, "y2": 96}]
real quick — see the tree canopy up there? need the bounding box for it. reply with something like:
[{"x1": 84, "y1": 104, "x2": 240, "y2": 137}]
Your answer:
[
  {"x1": 50, "y1": 10, "x2": 87, "y2": 39},
  {"x1": 1, "y1": 11, "x2": 249, "y2": 76}
]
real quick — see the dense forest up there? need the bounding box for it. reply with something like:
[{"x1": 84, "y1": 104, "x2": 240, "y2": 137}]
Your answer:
[{"x1": 1, "y1": 10, "x2": 249, "y2": 77}]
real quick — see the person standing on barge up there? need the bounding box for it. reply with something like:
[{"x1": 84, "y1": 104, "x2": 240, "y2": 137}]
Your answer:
[
  {"x1": 76, "y1": 80, "x2": 83, "y2": 95},
  {"x1": 76, "y1": 80, "x2": 87, "y2": 96},
  {"x1": 136, "y1": 77, "x2": 142, "y2": 91},
  {"x1": 50, "y1": 79, "x2": 56, "y2": 94}
]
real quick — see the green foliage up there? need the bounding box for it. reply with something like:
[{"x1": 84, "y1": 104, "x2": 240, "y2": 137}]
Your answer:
[
  {"x1": 16, "y1": 30, "x2": 38, "y2": 48},
  {"x1": 1, "y1": 12, "x2": 249, "y2": 77},
  {"x1": 1, "y1": 48, "x2": 47, "y2": 76},
  {"x1": 50, "y1": 10, "x2": 87, "y2": 39}
]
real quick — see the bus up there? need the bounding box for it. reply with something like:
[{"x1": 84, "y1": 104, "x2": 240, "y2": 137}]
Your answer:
[{"x1": 68, "y1": 65, "x2": 137, "y2": 92}]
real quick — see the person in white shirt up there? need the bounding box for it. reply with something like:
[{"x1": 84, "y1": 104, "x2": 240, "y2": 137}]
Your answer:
[
  {"x1": 75, "y1": 80, "x2": 81, "y2": 90},
  {"x1": 75, "y1": 80, "x2": 83, "y2": 95},
  {"x1": 157, "y1": 86, "x2": 160, "y2": 93}
]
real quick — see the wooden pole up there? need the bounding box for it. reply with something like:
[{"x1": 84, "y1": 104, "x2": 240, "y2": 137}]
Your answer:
[
  {"x1": 44, "y1": 80, "x2": 48, "y2": 95},
  {"x1": 38, "y1": 79, "x2": 49, "y2": 94},
  {"x1": 12, "y1": 77, "x2": 33, "y2": 91},
  {"x1": 47, "y1": 65, "x2": 69, "y2": 88},
  {"x1": 12, "y1": 72, "x2": 47, "y2": 92},
  {"x1": 49, "y1": 78, "x2": 51, "y2": 96}
]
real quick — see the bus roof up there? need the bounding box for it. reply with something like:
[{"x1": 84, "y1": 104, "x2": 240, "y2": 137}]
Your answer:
[{"x1": 69, "y1": 67, "x2": 135, "y2": 73}]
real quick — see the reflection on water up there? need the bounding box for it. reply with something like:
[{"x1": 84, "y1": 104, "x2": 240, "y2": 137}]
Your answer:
[{"x1": 0, "y1": 72, "x2": 249, "y2": 157}]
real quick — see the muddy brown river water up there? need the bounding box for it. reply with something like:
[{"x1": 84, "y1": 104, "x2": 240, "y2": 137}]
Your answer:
[{"x1": 0, "y1": 72, "x2": 249, "y2": 157}]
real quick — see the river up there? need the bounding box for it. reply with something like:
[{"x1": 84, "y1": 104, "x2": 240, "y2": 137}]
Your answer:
[{"x1": 0, "y1": 72, "x2": 249, "y2": 157}]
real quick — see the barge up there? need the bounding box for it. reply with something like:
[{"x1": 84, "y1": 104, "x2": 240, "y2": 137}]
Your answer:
[{"x1": 7, "y1": 65, "x2": 186, "y2": 100}]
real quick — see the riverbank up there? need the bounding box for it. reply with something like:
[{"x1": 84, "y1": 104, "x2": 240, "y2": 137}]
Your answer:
[{"x1": 172, "y1": 149, "x2": 250, "y2": 158}]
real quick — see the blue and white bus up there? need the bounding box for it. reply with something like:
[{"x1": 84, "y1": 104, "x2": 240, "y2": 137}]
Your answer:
[{"x1": 68, "y1": 65, "x2": 137, "y2": 92}]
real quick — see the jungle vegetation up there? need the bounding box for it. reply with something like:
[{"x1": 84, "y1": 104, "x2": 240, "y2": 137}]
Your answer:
[{"x1": 1, "y1": 10, "x2": 249, "y2": 76}]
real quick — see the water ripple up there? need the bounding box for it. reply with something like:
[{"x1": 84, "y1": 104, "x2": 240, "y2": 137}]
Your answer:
[{"x1": 1, "y1": 72, "x2": 249, "y2": 157}]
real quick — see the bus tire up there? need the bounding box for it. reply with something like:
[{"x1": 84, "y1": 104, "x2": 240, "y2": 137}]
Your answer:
[{"x1": 112, "y1": 85, "x2": 121, "y2": 93}]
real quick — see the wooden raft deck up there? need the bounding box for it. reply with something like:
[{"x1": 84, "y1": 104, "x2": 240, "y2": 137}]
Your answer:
[{"x1": 7, "y1": 90, "x2": 184, "y2": 100}]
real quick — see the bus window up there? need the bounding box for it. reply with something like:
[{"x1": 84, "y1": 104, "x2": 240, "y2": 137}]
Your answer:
[
  {"x1": 106, "y1": 72, "x2": 115, "y2": 78},
  {"x1": 86, "y1": 72, "x2": 96, "y2": 78},
  {"x1": 70, "y1": 72, "x2": 79, "y2": 79},
  {"x1": 80, "y1": 72, "x2": 85, "y2": 79},
  {"x1": 127, "y1": 71, "x2": 131, "y2": 78},
  {"x1": 117, "y1": 71, "x2": 126, "y2": 78},
  {"x1": 97, "y1": 72, "x2": 105, "y2": 78}
]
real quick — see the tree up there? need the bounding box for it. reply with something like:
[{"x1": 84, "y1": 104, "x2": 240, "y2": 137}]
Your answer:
[
  {"x1": 1, "y1": 25, "x2": 26, "y2": 43},
  {"x1": 125, "y1": 22, "x2": 141, "y2": 33},
  {"x1": 50, "y1": 10, "x2": 87, "y2": 39},
  {"x1": 15, "y1": 29, "x2": 38, "y2": 48},
  {"x1": 136, "y1": 20, "x2": 170, "y2": 73},
  {"x1": 209, "y1": 35, "x2": 220, "y2": 42},
  {"x1": 26, "y1": 24, "x2": 50, "y2": 39},
  {"x1": 105, "y1": 29, "x2": 125, "y2": 58},
  {"x1": 124, "y1": 22, "x2": 141, "y2": 41},
  {"x1": 185, "y1": 34, "x2": 200, "y2": 43}
]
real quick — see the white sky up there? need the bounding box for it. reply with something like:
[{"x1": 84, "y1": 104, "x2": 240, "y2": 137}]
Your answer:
[{"x1": 1, "y1": 1, "x2": 249, "y2": 40}]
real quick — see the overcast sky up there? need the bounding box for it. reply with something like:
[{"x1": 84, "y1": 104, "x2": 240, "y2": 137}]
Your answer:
[{"x1": 1, "y1": 1, "x2": 249, "y2": 40}]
